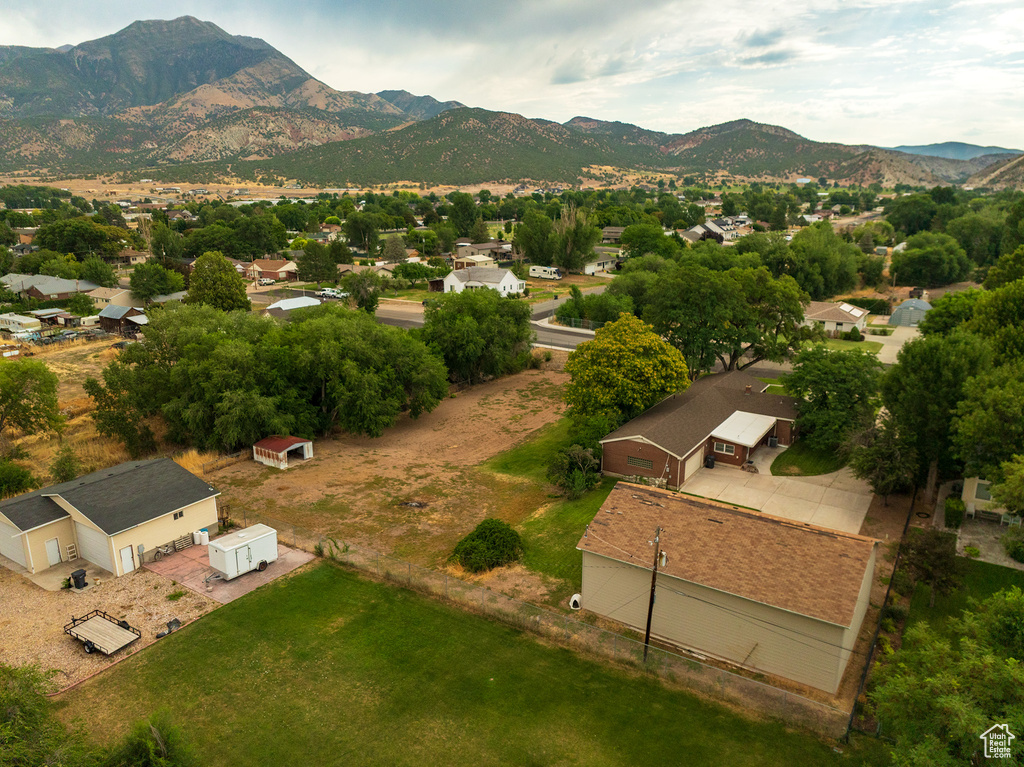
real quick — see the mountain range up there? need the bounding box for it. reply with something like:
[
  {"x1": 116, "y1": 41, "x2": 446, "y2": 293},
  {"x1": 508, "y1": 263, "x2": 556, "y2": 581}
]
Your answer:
[{"x1": 0, "y1": 17, "x2": 1019, "y2": 189}]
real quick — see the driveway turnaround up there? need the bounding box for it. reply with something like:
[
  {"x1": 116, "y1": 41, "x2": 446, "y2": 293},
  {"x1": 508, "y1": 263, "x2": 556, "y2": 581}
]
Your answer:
[
  {"x1": 681, "y1": 466, "x2": 873, "y2": 534},
  {"x1": 145, "y1": 542, "x2": 314, "y2": 604}
]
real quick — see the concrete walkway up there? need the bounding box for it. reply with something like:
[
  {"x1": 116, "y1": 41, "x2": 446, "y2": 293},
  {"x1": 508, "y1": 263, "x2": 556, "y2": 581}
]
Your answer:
[
  {"x1": 872, "y1": 324, "x2": 920, "y2": 365},
  {"x1": 681, "y1": 447, "x2": 874, "y2": 534}
]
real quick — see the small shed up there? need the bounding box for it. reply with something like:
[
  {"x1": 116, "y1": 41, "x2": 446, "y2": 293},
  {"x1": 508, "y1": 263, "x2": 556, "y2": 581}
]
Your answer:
[
  {"x1": 253, "y1": 436, "x2": 313, "y2": 469},
  {"x1": 889, "y1": 298, "x2": 932, "y2": 327}
]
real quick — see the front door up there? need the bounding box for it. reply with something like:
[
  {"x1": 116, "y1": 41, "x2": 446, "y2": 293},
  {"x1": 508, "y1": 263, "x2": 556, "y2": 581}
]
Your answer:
[
  {"x1": 119, "y1": 545, "x2": 135, "y2": 574},
  {"x1": 45, "y1": 537, "x2": 61, "y2": 567}
]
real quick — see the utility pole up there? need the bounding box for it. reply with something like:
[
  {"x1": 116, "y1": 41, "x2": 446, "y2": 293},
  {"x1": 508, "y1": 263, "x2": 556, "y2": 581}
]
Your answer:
[{"x1": 643, "y1": 527, "x2": 662, "y2": 662}]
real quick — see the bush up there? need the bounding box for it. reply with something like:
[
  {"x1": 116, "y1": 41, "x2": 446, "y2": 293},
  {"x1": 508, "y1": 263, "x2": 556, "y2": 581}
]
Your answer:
[
  {"x1": 548, "y1": 444, "x2": 601, "y2": 499},
  {"x1": 451, "y1": 519, "x2": 523, "y2": 573},
  {"x1": 1001, "y1": 527, "x2": 1024, "y2": 563},
  {"x1": 49, "y1": 443, "x2": 82, "y2": 483},
  {"x1": 944, "y1": 496, "x2": 965, "y2": 529},
  {"x1": 882, "y1": 602, "x2": 908, "y2": 624},
  {"x1": 0, "y1": 460, "x2": 36, "y2": 496},
  {"x1": 847, "y1": 326, "x2": 862, "y2": 342},
  {"x1": 964, "y1": 546, "x2": 980, "y2": 558},
  {"x1": 890, "y1": 567, "x2": 914, "y2": 596}
]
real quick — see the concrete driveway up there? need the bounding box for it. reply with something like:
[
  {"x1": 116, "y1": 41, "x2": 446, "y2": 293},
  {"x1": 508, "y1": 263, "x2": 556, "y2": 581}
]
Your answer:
[
  {"x1": 681, "y1": 450, "x2": 873, "y2": 534},
  {"x1": 872, "y1": 324, "x2": 920, "y2": 365}
]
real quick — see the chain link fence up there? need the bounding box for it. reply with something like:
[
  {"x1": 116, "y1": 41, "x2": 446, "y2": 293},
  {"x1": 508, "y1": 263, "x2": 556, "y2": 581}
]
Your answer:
[
  {"x1": 237, "y1": 510, "x2": 851, "y2": 738},
  {"x1": 552, "y1": 316, "x2": 605, "y2": 331}
]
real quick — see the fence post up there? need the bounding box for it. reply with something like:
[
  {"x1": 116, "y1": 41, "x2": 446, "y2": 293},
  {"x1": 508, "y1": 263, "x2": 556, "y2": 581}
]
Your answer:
[
  {"x1": 444, "y1": 574, "x2": 448, "y2": 599},
  {"x1": 375, "y1": 553, "x2": 379, "y2": 576},
  {"x1": 480, "y1": 587, "x2": 485, "y2": 611},
  {"x1": 407, "y1": 562, "x2": 411, "y2": 585}
]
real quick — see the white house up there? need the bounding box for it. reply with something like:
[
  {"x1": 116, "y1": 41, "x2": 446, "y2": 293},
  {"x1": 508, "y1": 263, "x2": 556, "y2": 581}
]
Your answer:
[
  {"x1": 441, "y1": 267, "x2": 525, "y2": 297},
  {"x1": 802, "y1": 301, "x2": 868, "y2": 334},
  {"x1": 584, "y1": 248, "x2": 621, "y2": 275}
]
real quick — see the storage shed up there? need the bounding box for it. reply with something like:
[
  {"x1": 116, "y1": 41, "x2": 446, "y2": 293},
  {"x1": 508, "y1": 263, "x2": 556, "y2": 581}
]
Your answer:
[
  {"x1": 252, "y1": 436, "x2": 313, "y2": 469},
  {"x1": 577, "y1": 484, "x2": 878, "y2": 694}
]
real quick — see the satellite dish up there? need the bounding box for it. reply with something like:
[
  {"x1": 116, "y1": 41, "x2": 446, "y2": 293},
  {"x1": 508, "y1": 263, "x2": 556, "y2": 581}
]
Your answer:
[{"x1": 569, "y1": 593, "x2": 582, "y2": 610}]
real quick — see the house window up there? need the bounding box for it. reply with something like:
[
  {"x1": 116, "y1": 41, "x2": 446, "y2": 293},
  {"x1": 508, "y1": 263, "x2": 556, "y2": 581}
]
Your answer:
[
  {"x1": 173, "y1": 511, "x2": 184, "y2": 520},
  {"x1": 627, "y1": 456, "x2": 654, "y2": 470},
  {"x1": 713, "y1": 442, "x2": 736, "y2": 455},
  {"x1": 976, "y1": 482, "x2": 992, "y2": 502}
]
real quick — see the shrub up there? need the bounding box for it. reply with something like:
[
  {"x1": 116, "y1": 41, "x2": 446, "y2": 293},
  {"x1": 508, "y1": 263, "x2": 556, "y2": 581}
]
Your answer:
[
  {"x1": 944, "y1": 496, "x2": 965, "y2": 529},
  {"x1": 847, "y1": 326, "x2": 862, "y2": 342},
  {"x1": 49, "y1": 443, "x2": 82, "y2": 483},
  {"x1": 1001, "y1": 527, "x2": 1024, "y2": 563},
  {"x1": 451, "y1": 519, "x2": 523, "y2": 573},
  {"x1": 890, "y1": 567, "x2": 914, "y2": 596},
  {"x1": 964, "y1": 546, "x2": 980, "y2": 558},
  {"x1": 0, "y1": 460, "x2": 36, "y2": 496},
  {"x1": 548, "y1": 444, "x2": 601, "y2": 499},
  {"x1": 882, "y1": 602, "x2": 908, "y2": 623}
]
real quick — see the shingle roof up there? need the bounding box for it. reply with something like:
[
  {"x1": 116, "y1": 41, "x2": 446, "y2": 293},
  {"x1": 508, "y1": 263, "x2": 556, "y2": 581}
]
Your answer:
[
  {"x1": 8, "y1": 275, "x2": 99, "y2": 295},
  {"x1": 804, "y1": 301, "x2": 867, "y2": 323},
  {"x1": 98, "y1": 305, "x2": 141, "y2": 320},
  {"x1": 0, "y1": 459, "x2": 218, "y2": 535},
  {"x1": 447, "y1": 267, "x2": 514, "y2": 285},
  {"x1": 577, "y1": 484, "x2": 877, "y2": 626},
  {"x1": 600, "y1": 371, "x2": 797, "y2": 459}
]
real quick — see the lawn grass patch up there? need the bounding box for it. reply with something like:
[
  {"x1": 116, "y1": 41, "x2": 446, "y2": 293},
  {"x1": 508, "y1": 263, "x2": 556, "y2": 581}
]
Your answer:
[
  {"x1": 60, "y1": 563, "x2": 880, "y2": 766},
  {"x1": 771, "y1": 440, "x2": 845, "y2": 476},
  {"x1": 818, "y1": 339, "x2": 884, "y2": 355},
  {"x1": 756, "y1": 376, "x2": 788, "y2": 396},
  {"x1": 908, "y1": 558, "x2": 1024, "y2": 632},
  {"x1": 482, "y1": 418, "x2": 571, "y2": 484}
]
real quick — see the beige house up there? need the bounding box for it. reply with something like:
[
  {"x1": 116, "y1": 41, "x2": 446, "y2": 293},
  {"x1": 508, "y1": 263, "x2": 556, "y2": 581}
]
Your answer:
[
  {"x1": 452, "y1": 253, "x2": 496, "y2": 270},
  {"x1": 88, "y1": 287, "x2": 134, "y2": 310},
  {"x1": 802, "y1": 301, "x2": 868, "y2": 334},
  {"x1": 0, "y1": 459, "x2": 219, "y2": 577},
  {"x1": 577, "y1": 484, "x2": 878, "y2": 693}
]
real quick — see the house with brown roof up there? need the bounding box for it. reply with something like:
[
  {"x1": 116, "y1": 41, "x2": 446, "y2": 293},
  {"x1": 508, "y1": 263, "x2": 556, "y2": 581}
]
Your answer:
[
  {"x1": 577, "y1": 483, "x2": 878, "y2": 693},
  {"x1": 247, "y1": 259, "x2": 298, "y2": 282},
  {"x1": 802, "y1": 301, "x2": 868, "y2": 334},
  {"x1": 600, "y1": 371, "x2": 797, "y2": 489}
]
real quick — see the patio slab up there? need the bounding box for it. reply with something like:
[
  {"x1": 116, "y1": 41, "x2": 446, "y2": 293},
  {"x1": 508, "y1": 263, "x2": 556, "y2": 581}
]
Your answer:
[{"x1": 144, "y1": 540, "x2": 314, "y2": 604}]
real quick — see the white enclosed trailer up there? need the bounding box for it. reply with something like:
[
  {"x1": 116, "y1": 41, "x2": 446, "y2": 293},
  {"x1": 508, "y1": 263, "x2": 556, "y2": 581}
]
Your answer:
[{"x1": 208, "y1": 524, "x2": 278, "y2": 580}]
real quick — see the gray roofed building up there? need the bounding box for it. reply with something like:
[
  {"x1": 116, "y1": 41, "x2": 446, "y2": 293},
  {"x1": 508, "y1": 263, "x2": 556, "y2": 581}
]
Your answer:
[
  {"x1": 888, "y1": 298, "x2": 932, "y2": 327},
  {"x1": 1, "y1": 274, "x2": 99, "y2": 299}
]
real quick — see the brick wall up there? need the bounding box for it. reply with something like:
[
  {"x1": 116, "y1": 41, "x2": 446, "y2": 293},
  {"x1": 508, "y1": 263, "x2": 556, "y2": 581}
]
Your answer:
[{"x1": 602, "y1": 441, "x2": 679, "y2": 487}]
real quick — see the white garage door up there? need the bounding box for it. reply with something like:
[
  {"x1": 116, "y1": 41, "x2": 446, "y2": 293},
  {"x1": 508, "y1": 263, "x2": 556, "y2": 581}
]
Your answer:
[
  {"x1": 0, "y1": 520, "x2": 27, "y2": 567},
  {"x1": 75, "y1": 522, "x2": 113, "y2": 573},
  {"x1": 683, "y1": 450, "x2": 704, "y2": 484}
]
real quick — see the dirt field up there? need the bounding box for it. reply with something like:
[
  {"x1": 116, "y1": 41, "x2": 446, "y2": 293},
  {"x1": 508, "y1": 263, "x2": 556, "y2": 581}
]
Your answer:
[{"x1": 209, "y1": 363, "x2": 568, "y2": 569}]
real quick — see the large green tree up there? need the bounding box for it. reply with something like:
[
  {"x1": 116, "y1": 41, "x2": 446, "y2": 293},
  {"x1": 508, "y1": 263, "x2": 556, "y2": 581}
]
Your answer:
[
  {"x1": 563, "y1": 313, "x2": 689, "y2": 426},
  {"x1": 847, "y1": 415, "x2": 917, "y2": 504},
  {"x1": 422, "y1": 289, "x2": 533, "y2": 384},
  {"x1": 296, "y1": 242, "x2": 337, "y2": 283},
  {"x1": 917, "y1": 289, "x2": 983, "y2": 336},
  {"x1": 968, "y1": 276, "x2": 1024, "y2": 365},
  {"x1": 0, "y1": 358, "x2": 62, "y2": 444},
  {"x1": 341, "y1": 270, "x2": 383, "y2": 313},
  {"x1": 783, "y1": 347, "x2": 882, "y2": 452},
  {"x1": 552, "y1": 205, "x2": 601, "y2": 273},
  {"x1": 130, "y1": 262, "x2": 185, "y2": 301},
  {"x1": 952, "y1": 364, "x2": 1024, "y2": 482},
  {"x1": 984, "y1": 246, "x2": 1024, "y2": 290},
  {"x1": 184, "y1": 251, "x2": 251, "y2": 312},
  {"x1": 512, "y1": 209, "x2": 556, "y2": 266},
  {"x1": 786, "y1": 223, "x2": 860, "y2": 299},
  {"x1": 891, "y1": 231, "x2": 971, "y2": 287}
]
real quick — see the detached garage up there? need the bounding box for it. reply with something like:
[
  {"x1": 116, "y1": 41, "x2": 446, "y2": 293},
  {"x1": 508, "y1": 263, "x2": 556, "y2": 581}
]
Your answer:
[
  {"x1": 577, "y1": 483, "x2": 878, "y2": 694},
  {"x1": 0, "y1": 459, "x2": 219, "y2": 577}
]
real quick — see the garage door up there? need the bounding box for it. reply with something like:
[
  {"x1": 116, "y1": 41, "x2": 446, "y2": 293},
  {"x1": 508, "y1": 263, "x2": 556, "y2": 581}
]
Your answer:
[
  {"x1": 0, "y1": 520, "x2": 27, "y2": 567},
  {"x1": 683, "y1": 450, "x2": 704, "y2": 484},
  {"x1": 75, "y1": 522, "x2": 113, "y2": 573}
]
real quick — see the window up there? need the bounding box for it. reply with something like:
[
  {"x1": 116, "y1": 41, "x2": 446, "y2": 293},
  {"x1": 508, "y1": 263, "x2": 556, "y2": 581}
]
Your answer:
[
  {"x1": 976, "y1": 482, "x2": 992, "y2": 502},
  {"x1": 173, "y1": 511, "x2": 184, "y2": 520},
  {"x1": 713, "y1": 442, "x2": 736, "y2": 455},
  {"x1": 627, "y1": 456, "x2": 654, "y2": 470}
]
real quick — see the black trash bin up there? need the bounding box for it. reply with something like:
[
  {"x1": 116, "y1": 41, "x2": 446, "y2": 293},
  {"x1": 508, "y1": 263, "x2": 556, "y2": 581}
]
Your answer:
[
  {"x1": 704, "y1": 454, "x2": 716, "y2": 469},
  {"x1": 71, "y1": 569, "x2": 87, "y2": 589}
]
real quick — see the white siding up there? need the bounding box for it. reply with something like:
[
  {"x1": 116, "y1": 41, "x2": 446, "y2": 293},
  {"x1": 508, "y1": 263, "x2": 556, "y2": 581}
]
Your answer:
[
  {"x1": 0, "y1": 519, "x2": 27, "y2": 567},
  {"x1": 582, "y1": 550, "x2": 850, "y2": 693},
  {"x1": 76, "y1": 521, "x2": 113, "y2": 573}
]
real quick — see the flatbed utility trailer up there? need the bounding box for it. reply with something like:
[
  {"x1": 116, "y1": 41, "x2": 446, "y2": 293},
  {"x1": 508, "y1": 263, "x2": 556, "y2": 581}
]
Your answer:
[{"x1": 64, "y1": 610, "x2": 141, "y2": 655}]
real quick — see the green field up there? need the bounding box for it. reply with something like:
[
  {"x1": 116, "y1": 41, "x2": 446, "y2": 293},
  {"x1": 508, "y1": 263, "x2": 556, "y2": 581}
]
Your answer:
[
  {"x1": 771, "y1": 440, "x2": 845, "y2": 476},
  {"x1": 908, "y1": 558, "x2": 1024, "y2": 632},
  {"x1": 60, "y1": 563, "x2": 886, "y2": 766}
]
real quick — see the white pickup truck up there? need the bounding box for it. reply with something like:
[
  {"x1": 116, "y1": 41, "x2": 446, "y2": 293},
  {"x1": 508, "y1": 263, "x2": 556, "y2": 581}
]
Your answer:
[{"x1": 315, "y1": 287, "x2": 348, "y2": 299}]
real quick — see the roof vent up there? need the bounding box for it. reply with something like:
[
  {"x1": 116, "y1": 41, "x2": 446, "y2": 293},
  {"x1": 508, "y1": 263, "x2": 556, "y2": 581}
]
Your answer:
[{"x1": 706, "y1": 518, "x2": 723, "y2": 524}]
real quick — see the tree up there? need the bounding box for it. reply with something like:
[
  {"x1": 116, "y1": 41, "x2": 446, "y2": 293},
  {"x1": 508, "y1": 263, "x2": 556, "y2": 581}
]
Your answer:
[
  {"x1": 421, "y1": 289, "x2": 533, "y2": 384},
  {"x1": 846, "y1": 415, "x2": 917, "y2": 504},
  {"x1": 917, "y1": 288, "x2": 982, "y2": 335},
  {"x1": 952, "y1": 364, "x2": 1024, "y2": 482},
  {"x1": 619, "y1": 223, "x2": 673, "y2": 259},
  {"x1": 870, "y1": 589, "x2": 1024, "y2": 764},
  {"x1": 66, "y1": 292, "x2": 97, "y2": 317},
  {"x1": 984, "y1": 245, "x2": 1024, "y2": 289},
  {"x1": 885, "y1": 193, "x2": 938, "y2": 235},
  {"x1": 0, "y1": 460, "x2": 36, "y2": 495},
  {"x1": 296, "y1": 242, "x2": 337, "y2": 283},
  {"x1": 786, "y1": 223, "x2": 860, "y2": 299},
  {"x1": 340, "y1": 270, "x2": 382, "y2": 313},
  {"x1": 130, "y1": 262, "x2": 185, "y2": 302},
  {"x1": 184, "y1": 251, "x2": 251, "y2": 312},
  {"x1": 991, "y1": 455, "x2": 1024, "y2": 516},
  {"x1": 342, "y1": 212, "x2": 380, "y2": 253},
  {"x1": 469, "y1": 218, "x2": 490, "y2": 243},
  {"x1": 968, "y1": 277, "x2": 1024, "y2": 365},
  {"x1": 782, "y1": 347, "x2": 882, "y2": 452},
  {"x1": 904, "y1": 528, "x2": 963, "y2": 608},
  {"x1": 946, "y1": 211, "x2": 1002, "y2": 266},
  {"x1": 891, "y1": 231, "x2": 971, "y2": 287},
  {"x1": 79, "y1": 257, "x2": 117, "y2": 288},
  {"x1": 84, "y1": 361, "x2": 157, "y2": 458},
  {"x1": 883, "y1": 331, "x2": 992, "y2": 502},
  {"x1": 564, "y1": 313, "x2": 689, "y2": 427},
  {"x1": 512, "y1": 209, "x2": 556, "y2": 266},
  {"x1": 447, "y1": 192, "x2": 480, "y2": 237},
  {"x1": 0, "y1": 359, "x2": 62, "y2": 445},
  {"x1": 381, "y1": 234, "x2": 407, "y2": 263},
  {"x1": 49, "y1": 443, "x2": 81, "y2": 483},
  {"x1": 552, "y1": 204, "x2": 600, "y2": 273}
]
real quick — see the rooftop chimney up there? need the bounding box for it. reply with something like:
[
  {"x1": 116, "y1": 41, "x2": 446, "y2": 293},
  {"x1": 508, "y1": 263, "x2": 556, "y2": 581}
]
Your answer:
[{"x1": 744, "y1": 384, "x2": 752, "y2": 395}]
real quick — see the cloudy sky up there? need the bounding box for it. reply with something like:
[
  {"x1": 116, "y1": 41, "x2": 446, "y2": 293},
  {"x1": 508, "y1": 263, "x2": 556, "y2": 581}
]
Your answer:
[{"x1": 2, "y1": 0, "x2": 1022, "y2": 148}]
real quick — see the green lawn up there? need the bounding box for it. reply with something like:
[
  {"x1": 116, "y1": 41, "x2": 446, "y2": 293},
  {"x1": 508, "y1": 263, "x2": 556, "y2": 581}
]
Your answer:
[
  {"x1": 908, "y1": 558, "x2": 1024, "y2": 632},
  {"x1": 818, "y1": 339, "x2": 884, "y2": 354},
  {"x1": 771, "y1": 440, "x2": 845, "y2": 476},
  {"x1": 483, "y1": 419, "x2": 571, "y2": 484},
  {"x1": 60, "y1": 564, "x2": 885, "y2": 766},
  {"x1": 757, "y1": 376, "x2": 788, "y2": 395}
]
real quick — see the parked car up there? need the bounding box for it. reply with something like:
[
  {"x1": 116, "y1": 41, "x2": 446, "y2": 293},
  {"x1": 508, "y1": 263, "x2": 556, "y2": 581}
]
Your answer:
[
  {"x1": 258, "y1": 278, "x2": 276, "y2": 286},
  {"x1": 316, "y1": 287, "x2": 341, "y2": 298}
]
